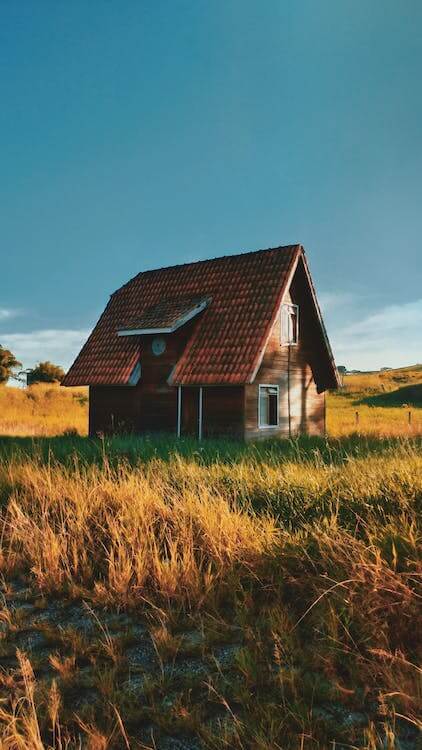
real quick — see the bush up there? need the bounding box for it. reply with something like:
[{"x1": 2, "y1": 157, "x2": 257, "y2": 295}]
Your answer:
[
  {"x1": 27, "y1": 361, "x2": 65, "y2": 384},
  {"x1": 0, "y1": 345, "x2": 21, "y2": 384}
]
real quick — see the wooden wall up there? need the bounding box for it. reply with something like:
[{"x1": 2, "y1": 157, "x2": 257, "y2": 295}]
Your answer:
[
  {"x1": 244, "y1": 286, "x2": 326, "y2": 440},
  {"x1": 89, "y1": 258, "x2": 328, "y2": 440},
  {"x1": 89, "y1": 382, "x2": 245, "y2": 439},
  {"x1": 203, "y1": 386, "x2": 244, "y2": 438},
  {"x1": 89, "y1": 385, "x2": 139, "y2": 436},
  {"x1": 178, "y1": 386, "x2": 244, "y2": 438},
  {"x1": 89, "y1": 318, "x2": 198, "y2": 436}
]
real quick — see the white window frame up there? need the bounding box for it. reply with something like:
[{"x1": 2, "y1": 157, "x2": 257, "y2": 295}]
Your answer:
[
  {"x1": 258, "y1": 384, "x2": 279, "y2": 429},
  {"x1": 280, "y1": 303, "x2": 299, "y2": 346}
]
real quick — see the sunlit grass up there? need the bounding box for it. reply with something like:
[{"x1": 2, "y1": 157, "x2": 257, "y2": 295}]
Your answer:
[
  {"x1": 0, "y1": 440, "x2": 420, "y2": 747},
  {"x1": 0, "y1": 383, "x2": 88, "y2": 437},
  {"x1": 327, "y1": 393, "x2": 422, "y2": 436},
  {"x1": 1, "y1": 365, "x2": 421, "y2": 439},
  {"x1": 0, "y1": 369, "x2": 421, "y2": 746}
]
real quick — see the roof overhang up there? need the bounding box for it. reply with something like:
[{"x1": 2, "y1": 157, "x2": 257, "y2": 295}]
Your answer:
[{"x1": 117, "y1": 298, "x2": 208, "y2": 337}]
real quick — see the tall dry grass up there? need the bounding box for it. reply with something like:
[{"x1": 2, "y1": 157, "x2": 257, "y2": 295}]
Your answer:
[
  {"x1": 0, "y1": 441, "x2": 421, "y2": 746},
  {"x1": 0, "y1": 384, "x2": 88, "y2": 437},
  {"x1": 1, "y1": 444, "x2": 421, "y2": 606}
]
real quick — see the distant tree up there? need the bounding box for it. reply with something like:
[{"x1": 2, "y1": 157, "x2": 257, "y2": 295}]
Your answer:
[
  {"x1": 27, "y1": 361, "x2": 65, "y2": 385},
  {"x1": 0, "y1": 345, "x2": 22, "y2": 384}
]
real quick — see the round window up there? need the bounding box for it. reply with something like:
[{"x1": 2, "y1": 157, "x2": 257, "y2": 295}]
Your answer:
[{"x1": 152, "y1": 337, "x2": 166, "y2": 356}]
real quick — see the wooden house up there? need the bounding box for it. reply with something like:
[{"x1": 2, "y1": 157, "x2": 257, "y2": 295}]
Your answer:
[{"x1": 63, "y1": 245, "x2": 339, "y2": 439}]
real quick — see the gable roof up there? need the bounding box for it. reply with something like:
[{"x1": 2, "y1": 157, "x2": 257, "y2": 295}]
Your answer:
[{"x1": 63, "y1": 244, "x2": 339, "y2": 389}]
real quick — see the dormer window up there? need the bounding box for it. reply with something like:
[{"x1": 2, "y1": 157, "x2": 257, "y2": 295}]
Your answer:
[{"x1": 281, "y1": 303, "x2": 299, "y2": 345}]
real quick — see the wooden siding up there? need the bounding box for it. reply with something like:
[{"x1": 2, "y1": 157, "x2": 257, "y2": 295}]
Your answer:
[
  {"x1": 89, "y1": 318, "x2": 198, "y2": 436},
  {"x1": 178, "y1": 386, "x2": 244, "y2": 438},
  {"x1": 89, "y1": 385, "x2": 139, "y2": 435},
  {"x1": 202, "y1": 386, "x2": 244, "y2": 438},
  {"x1": 244, "y1": 287, "x2": 326, "y2": 440},
  {"x1": 89, "y1": 256, "x2": 328, "y2": 440}
]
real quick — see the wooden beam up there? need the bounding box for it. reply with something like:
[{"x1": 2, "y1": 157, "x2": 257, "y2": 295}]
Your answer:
[
  {"x1": 177, "y1": 386, "x2": 182, "y2": 438},
  {"x1": 198, "y1": 386, "x2": 203, "y2": 440}
]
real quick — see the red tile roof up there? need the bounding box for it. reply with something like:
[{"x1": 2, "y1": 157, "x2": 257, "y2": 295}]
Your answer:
[
  {"x1": 63, "y1": 245, "x2": 302, "y2": 386},
  {"x1": 118, "y1": 295, "x2": 208, "y2": 333}
]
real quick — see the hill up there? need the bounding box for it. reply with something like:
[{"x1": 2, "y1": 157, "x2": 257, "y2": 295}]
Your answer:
[
  {"x1": 341, "y1": 364, "x2": 422, "y2": 401},
  {"x1": 327, "y1": 364, "x2": 422, "y2": 436}
]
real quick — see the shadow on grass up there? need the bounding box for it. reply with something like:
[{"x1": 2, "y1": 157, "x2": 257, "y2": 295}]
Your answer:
[
  {"x1": 355, "y1": 383, "x2": 422, "y2": 408},
  {"x1": 0, "y1": 432, "x2": 420, "y2": 468}
]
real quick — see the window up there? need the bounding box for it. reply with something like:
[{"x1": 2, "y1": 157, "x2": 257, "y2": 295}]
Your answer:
[
  {"x1": 259, "y1": 385, "x2": 279, "y2": 428},
  {"x1": 152, "y1": 336, "x2": 166, "y2": 356},
  {"x1": 281, "y1": 303, "x2": 299, "y2": 345}
]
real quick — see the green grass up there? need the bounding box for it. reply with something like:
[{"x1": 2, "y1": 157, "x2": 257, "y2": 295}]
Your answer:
[{"x1": 1, "y1": 431, "x2": 421, "y2": 467}]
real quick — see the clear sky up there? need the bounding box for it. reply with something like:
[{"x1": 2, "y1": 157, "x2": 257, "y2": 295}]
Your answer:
[{"x1": 1, "y1": 0, "x2": 421, "y2": 374}]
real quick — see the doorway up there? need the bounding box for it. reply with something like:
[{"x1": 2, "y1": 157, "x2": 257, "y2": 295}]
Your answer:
[{"x1": 180, "y1": 387, "x2": 203, "y2": 438}]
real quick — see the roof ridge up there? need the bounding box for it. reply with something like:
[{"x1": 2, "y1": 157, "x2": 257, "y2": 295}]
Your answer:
[{"x1": 112, "y1": 243, "x2": 303, "y2": 297}]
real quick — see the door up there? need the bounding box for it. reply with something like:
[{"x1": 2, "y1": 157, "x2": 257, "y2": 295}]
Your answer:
[{"x1": 181, "y1": 387, "x2": 200, "y2": 437}]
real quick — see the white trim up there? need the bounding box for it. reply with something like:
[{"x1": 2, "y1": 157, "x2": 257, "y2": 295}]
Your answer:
[
  {"x1": 198, "y1": 386, "x2": 203, "y2": 440},
  {"x1": 248, "y1": 250, "x2": 301, "y2": 383},
  {"x1": 258, "y1": 384, "x2": 279, "y2": 429},
  {"x1": 280, "y1": 302, "x2": 299, "y2": 346},
  {"x1": 117, "y1": 300, "x2": 208, "y2": 337},
  {"x1": 177, "y1": 386, "x2": 182, "y2": 438},
  {"x1": 118, "y1": 326, "x2": 173, "y2": 336},
  {"x1": 128, "y1": 360, "x2": 142, "y2": 385}
]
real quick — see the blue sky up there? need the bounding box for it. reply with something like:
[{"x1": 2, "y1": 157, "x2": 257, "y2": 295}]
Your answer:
[{"x1": 1, "y1": 0, "x2": 421, "y2": 374}]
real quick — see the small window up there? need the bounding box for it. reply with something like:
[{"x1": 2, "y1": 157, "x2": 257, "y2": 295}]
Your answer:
[
  {"x1": 259, "y1": 385, "x2": 279, "y2": 428},
  {"x1": 281, "y1": 303, "x2": 299, "y2": 345},
  {"x1": 152, "y1": 336, "x2": 166, "y2": 356}
]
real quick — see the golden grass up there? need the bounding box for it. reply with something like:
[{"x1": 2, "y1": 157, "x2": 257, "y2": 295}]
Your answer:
[
  {"x1": 0, "y1": 368, "x2": 421, "y2": 746},
  {"x1": 0, "y1": 443, "x2": 421, "y2": 747},
  {"x1": 0, "y1": 384, "x2": 88, "y2": 437},
  {"x1": 340, "y1": 364, "x2": 422, "y2": 394},
  {"x1": 0, "y1": 364, "x2": 421, "y2": 439},
  {"x1": 326, "y1": 394, "x2": 422, "y2": 437},
  {"x1": 328, "y1": 365, "x2": 422, "y2": 437}
]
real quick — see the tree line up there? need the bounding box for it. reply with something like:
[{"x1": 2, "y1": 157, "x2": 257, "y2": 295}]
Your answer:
[{"x1": 0, "y1": 345, "x2": 65, "y2": 385}]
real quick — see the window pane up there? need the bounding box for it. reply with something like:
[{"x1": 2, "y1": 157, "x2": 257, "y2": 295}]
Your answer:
[
  {"x1": 281, "y1": 304, "x2": 298, "y2": 344},
  {"x1": 268, "y1": 393, "x2": 278, "y2": 425},
  {"x1": 281, "y1": 307, "x2": 289, "y2": 342},
  {"x1": 259, "y1": 386, "x2": 278, "y2": 427},
  {"x1": 290, "y1": 307, "x2": 298, "y2": 343},
  {"x1": 259, "y1": 389, "x2": 268, "y2": 425}
]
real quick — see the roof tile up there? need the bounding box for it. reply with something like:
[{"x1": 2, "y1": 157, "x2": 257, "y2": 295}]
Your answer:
[{"x1": 63, "y1": 245, "x2": 299, "y2": 386}]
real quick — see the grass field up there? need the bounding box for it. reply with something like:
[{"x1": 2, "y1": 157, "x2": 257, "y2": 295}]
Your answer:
[
  {"x1": 1, "y1": 363, "x2": 421, "y2": 439},
  {"x1": 0, "y1": 383, "x2": 88, "y2": 437},
  {"x1": 0, "y1": 369, "x2": 421, "y2": 748},
  {"x1": 327, "y1": 365, "x2": 422, "y2": 438}
]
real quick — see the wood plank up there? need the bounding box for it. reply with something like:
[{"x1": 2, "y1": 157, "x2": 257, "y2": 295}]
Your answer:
[{"x1": 245, "y1": 285, "x2": 326, "y2": 440}]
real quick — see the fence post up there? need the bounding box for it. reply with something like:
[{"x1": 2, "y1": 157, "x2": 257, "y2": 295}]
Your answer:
[
  {"x1": 408, "y1": 410, "x2": 412, "y2": 426},
  {"x1": 355, "y1": 411, "x2": 359, "y2": 427}
]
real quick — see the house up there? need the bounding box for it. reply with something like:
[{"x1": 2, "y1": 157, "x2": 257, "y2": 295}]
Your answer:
[{"x1": 63, "y1": 244, "x2": 339, "y2": 439}]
